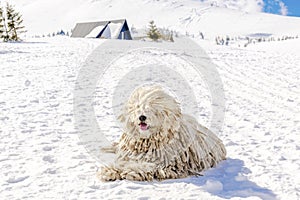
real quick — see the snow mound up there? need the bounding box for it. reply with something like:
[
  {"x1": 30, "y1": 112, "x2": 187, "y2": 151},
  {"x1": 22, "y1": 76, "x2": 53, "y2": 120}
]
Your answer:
[{"x1": 203, "y1": 179, "x2": 224, "y2": 193}]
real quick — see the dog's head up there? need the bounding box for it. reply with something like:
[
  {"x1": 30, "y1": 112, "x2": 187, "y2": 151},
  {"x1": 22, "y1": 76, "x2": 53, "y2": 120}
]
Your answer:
[{"x1": 119, "y1": 85, "x2": 182, "y2": 138}]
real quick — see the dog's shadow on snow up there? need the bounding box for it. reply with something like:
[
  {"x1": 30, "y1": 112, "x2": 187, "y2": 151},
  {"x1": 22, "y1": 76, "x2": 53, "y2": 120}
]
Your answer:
[{"x1": 160, "y1": 158, "x2": 276, "y2": 200}]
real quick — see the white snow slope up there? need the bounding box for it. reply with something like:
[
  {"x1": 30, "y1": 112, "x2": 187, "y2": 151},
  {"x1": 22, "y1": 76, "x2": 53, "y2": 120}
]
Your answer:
[
  {"x1": 1, "y1": 36, "x2": 299, "y2": 199},
  {"x1": 1, "y1": 0, "x2": 300, "y2": 200},
  {"x1": 8, "y1": 0, "x2": 300, "y2": 39}
]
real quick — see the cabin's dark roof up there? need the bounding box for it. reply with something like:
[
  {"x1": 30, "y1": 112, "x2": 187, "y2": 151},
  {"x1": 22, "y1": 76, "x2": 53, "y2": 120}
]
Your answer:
[{"x1": 71, "y1": 19, "x2": 126, "y2": 38}]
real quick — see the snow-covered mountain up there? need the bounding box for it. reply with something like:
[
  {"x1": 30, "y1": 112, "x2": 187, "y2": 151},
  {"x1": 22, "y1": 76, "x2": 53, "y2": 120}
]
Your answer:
[{"x1": 8, "y1": 0, "x2": 300, "y2": 38}]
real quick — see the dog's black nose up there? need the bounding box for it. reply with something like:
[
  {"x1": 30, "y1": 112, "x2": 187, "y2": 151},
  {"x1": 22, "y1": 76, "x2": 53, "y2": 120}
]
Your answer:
[{"x1": 139, "y1": 115, "x2": 147, "y2": 121}]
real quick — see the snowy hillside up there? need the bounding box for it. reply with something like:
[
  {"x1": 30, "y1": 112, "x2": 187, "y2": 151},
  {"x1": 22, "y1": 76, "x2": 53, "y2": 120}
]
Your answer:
[
  {"x1": 8, "y1": 0, "x2": 300, "y2": 39},
  {"x1": 1, "y1": 36, "x2": 300, "y2": 199},
  {"x1": 1, "y1": 0, "x2": 300, "y2": 199}
]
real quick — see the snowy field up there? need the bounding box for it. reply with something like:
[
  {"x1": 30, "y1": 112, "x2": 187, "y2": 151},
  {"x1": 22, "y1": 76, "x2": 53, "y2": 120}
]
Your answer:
[{"x1": 1, "y1": 36, "x2": 299, "y2": 200}]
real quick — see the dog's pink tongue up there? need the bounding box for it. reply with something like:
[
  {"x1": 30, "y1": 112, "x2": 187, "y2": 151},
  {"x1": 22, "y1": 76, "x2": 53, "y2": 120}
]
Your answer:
[{"x1": 140, "y1": 123, "x2": 148, "y2": 131}]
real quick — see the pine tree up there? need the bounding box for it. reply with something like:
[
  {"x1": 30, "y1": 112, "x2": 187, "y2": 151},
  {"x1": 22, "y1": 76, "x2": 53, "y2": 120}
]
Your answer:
[
  {"x1": 6, "y1": 3, "x2": 25, "y2": 41},
  {"x1": 147, "y1": 20, "x2": 161, "y2": 41},
  {"x1": 0, "y1": 7, "x2": 4, "y2": 38},
  {"x1": 0, "y1": 6, "x2": 9, "y2": 42}
]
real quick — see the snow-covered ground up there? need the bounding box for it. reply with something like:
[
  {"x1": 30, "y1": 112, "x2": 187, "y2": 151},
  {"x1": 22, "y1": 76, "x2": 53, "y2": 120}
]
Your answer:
[{"x1": 1, "y1": 36, "x2": 299, "y2": 199}]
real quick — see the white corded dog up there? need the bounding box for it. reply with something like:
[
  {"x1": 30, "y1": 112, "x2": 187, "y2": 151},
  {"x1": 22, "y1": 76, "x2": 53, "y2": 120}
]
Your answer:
[{"x1": 98, "y1": 85, "x2": 226, "y2": 181}]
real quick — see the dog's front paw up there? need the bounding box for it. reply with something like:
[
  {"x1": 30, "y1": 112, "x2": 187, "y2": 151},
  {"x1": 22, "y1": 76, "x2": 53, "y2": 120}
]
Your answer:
[
  {"x1": 97, "y1": 166, "x2": 121, "y2": 181},
  {"x1": 120, "y1": 170, "x2": 153, "y2": 181}
]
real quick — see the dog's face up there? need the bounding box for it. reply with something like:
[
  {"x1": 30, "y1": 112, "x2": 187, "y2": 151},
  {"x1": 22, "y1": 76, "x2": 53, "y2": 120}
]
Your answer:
[{"x1": 119, "y1": 86, "x2": 182, "y2": 139}]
